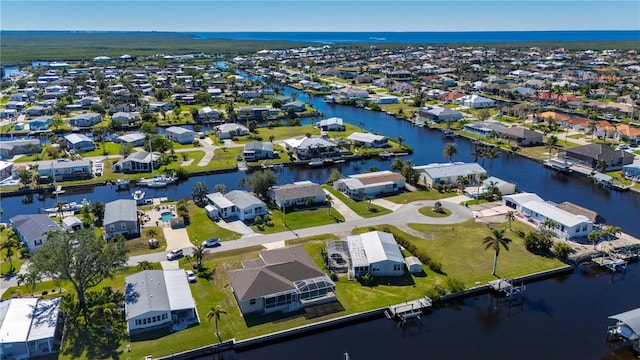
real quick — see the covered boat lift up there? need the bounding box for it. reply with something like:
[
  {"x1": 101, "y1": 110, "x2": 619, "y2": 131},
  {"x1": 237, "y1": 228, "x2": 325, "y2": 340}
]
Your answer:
[{"x1": 607, "y1": 308, "x2": 640, "y2": 352}]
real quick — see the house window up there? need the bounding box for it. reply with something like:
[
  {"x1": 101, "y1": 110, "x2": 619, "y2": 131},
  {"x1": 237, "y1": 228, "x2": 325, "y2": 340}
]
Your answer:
[
  {"x1": 162, "y1": 314, "x2": 167, "y2": 320},
  {"x1": 250, "y1": 299, "x2": 256, "y2": 305},
  {"x1": 109, "y1": 225, "x2": 115, "y2": 231},
  {"x1": 121, "y1": 223, "x2": 127, "y2": 230},
  {"x1": 582, "y1": 225, "x2": 588, "y2": 232}
]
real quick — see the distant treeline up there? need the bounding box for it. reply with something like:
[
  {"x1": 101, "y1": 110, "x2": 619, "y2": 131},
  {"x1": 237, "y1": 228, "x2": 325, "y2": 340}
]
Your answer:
[{"x1": 1, "y1": 31, "x2": 639, "y2": 66}]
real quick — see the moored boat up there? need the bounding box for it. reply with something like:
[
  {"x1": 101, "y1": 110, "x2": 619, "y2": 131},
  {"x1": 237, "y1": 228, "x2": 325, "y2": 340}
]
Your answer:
[{"x1": 132, "y1": 190, "x2": 146, "y2": 205}]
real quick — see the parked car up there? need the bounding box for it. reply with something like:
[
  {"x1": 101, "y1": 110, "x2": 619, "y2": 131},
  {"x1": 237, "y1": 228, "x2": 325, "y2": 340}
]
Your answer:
[
  {"x1": 202, "y1": 238, "x2": 221, "y2": 248},
  {"x1": 166, "y1": 248, "x2": 184, "y2": 260},
  {"x1": 185, "y1": 270, "x2": 196, "y2": 283}
]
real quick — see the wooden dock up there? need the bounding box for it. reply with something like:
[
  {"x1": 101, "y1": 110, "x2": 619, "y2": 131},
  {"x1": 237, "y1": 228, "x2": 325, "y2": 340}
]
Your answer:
[
  {"x1": 592, "y1": 254, "x2": 628, "y2": 272},
  {"x1": 384, "y1": 296, "x2": 432, "y2": 323},
  {"x1": 488, "y1": 279, "x2": 526, "y2": 297}
]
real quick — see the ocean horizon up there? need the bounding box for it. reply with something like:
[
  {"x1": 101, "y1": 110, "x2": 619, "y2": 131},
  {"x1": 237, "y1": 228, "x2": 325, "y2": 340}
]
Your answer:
[{"x1": 188, "y1": 30, "x2": 640, "y2": 44}]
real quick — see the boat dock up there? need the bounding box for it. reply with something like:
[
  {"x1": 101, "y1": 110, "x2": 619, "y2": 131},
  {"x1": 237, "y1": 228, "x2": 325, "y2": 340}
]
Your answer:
[
  {"x1": 488, "y1": 278, "x2": 526, "y2": 297},
  {"x1": 52, "y1": 185, "x2": 65, "y2": 195},
  {"x1": 384, "y1": 296, "x2": 432, "y2": 323},
  {"x1": 592, "y1": 253, "x2": 628, "y2": 272}
]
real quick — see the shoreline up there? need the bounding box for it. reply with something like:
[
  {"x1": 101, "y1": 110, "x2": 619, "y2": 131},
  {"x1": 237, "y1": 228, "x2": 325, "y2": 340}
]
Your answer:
[{"x1": 155, "y1": 265, "x2": 574, "y2": 360}]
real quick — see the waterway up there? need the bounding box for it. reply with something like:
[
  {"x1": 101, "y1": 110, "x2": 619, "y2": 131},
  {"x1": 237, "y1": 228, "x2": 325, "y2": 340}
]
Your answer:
[{"x1": 2, "y1": 86, "x2": 640, "y2": 358}]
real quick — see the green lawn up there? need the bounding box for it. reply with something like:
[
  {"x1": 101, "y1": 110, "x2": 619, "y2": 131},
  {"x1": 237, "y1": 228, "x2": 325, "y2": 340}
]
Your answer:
[
  {"x1": 323, "y1": 186, "x2": 392, "y2": 217},
  {"x1": 235, "y1": 125, "x2": 321, "y2": 144},
  {"x1": 419, "y1": 206, "x2": 451, "y2": 218},
  {"x1": 251, "y1": 207, "x2": 345, "y2": 234},
  {"x1": 184, "y1": 203, "x2": 242, "y2": 244},
  {"x1": 125, "y1": 226, "x2": 167, "y2": 257},
  {"x1": 384, "y1": 189, "x2": 457, "y2": 203},
  {"x1": 79, "y1": 142, "x2": 121, "y2": 157}
]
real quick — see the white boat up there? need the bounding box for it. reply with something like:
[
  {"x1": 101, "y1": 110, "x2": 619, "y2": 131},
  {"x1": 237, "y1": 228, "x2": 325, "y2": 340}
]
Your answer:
[
  {"x1": 44, "y1": 198, "x2": 90, "y2": 214},
  {"x1": 138, "y1": 174, "x2": 177, "y2": 187},
  {"x1": 308, "y1": 159, "x2": 324, "y2": 167},
  {"x1": 115, "y1": 178, "x2": 130, "y2": 190},
  {"x1": 378, "y1": 151, "x2": 393, "y2": 159},
  {"x1": 147, "y1": 180, "x2": 168, "y2": 188},
  {"x1": 132, "y1": 190, "x2": 146, "y2": 204}
]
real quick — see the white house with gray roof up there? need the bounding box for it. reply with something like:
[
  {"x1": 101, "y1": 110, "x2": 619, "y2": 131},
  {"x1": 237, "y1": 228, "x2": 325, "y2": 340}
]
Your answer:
[
  {"x1": 37, "y1": 159, "x2": 93, "y2": 181},
  {"x1": 214, "y1": 123, "x2": 249, "y2": 139},
  {"x1": 347, "y1": 231, "x2": 404, "y2": 278},
  {"x1": 68, "y1": 112, "x2": 102, "y2": 127},
  {"x1": 124, "y1": 270, "x2": 198, "y2": 335},
  {"x1": 10, "y1": 214, "x2": 61, "y2": 252},
  {"x1": 269, "y1": 181, "x2": 326, "y2": 209},
  {"x1": 243, "y1": 141, "x2": 276, "y2": 161},
  {"x1": 317, "y1": 117, "x2": 345, "y2": 131},
  {"x1": 112, "y1": 151, "x2": 158, "y2": 173},
  {"x1": 282, "y1": 136, "x2": 337, "y2": 160},
  {"x1": 206, "y1": 190, "x2": 266, "y2": 222},
  {"x1": 0, "y1": 297, "x2": 63, "y2": 358},
  {"x1": 115, "y1": 132, "x2": 146, "y2": 147},
  {"x1": 103, "y1": 199, "x2": 139, "y2": 239},
  {"x1": 64, "y1": 133, "x2": 95, "y2": 151},
  {"x1": 164, "y1": 126, "x2": 195, "y2": 144},
  {"x1": 346, "y1": 132, "x2": 388, "y2": 148},
  {"x1": 413, "y1": 162, "x2": 487, "y2": 189}
]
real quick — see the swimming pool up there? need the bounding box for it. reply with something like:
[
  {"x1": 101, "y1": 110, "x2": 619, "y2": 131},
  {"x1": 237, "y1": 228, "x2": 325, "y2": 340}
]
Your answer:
[{"x1": 160, "y1": 212, "x2": 175, "y2": 222}]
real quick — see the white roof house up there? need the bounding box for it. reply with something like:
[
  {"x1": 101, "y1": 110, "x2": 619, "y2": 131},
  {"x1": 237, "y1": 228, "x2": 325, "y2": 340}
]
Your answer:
[
  {"x1": 0, "y1": 297, "x2": 62, "y2": 358},
  {"x1": 333, "y1": 170, "x2": 405, "y2": 200},
  {"x1": 317, "y1": 117, "x2": 345, "y2": 131},
  {"x1": 414, "y1": 162, "x2": 487, "y2": 188},
  {"x1": 466, "y1": 176, "x2": 516, "y2": 197},
  {"x1": 206, "y1": 191, "x2": 266, "y2": 222},
  {"x1": 346, "y1": 132, "x2": 388, "y2": 148},
  {"x1": 64, "y1": 133, "x2": 95, "y2": 151},
  {"x1": 502, "y1": 192, "x2": 544, "y2": 212},
  {"x1": 520, "y1": 200, "x2": 593, "y2": 239},
  {"x1": 456, "y1": 94, "x2": 496, "y2": 108},
  {"x1": 164, "y1": 126, "x2": 195, "y2": 144},
  {"x1": 124, "y1": 270, "x2": 198, "y2": 335},
  {"x1": 347, "y1": 231, "x2": 404, "y2": 278}
]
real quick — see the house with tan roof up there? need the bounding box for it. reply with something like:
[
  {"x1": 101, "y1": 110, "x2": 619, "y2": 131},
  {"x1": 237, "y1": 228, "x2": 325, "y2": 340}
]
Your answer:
[{"x1": 333, "y1": 170, "x2": 405, "y2": 200}]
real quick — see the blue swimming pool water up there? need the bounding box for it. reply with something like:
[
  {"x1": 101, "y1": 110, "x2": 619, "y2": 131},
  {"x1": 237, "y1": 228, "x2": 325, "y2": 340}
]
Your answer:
[{"x1": 160, "y1": 211, "x2": 175, "y2": 222}]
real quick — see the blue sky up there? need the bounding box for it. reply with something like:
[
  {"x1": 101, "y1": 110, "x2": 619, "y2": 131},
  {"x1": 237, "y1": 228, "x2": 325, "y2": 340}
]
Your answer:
[{"x1": 2, "y1": 1, "x2": 639, "y2": 32}]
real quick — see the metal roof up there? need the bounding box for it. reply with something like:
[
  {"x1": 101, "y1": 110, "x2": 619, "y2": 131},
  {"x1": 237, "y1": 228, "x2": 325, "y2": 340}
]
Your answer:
[
  {"x1": 610, "y1": 308, "x2": 640, "y2": 340},
  {"x1": 521, "y1": 200, "x2": 591, "y2": 227},
  {"x1": 124, "y1": 270, "x2": 195, "y2": 320},
  {"x1": 415, "y1": 162, "x2": 487, "y2": 179},
  {"x1": 10, "y1": 214, "x2": 61, "y2": 242},
  {"x1": 104, "y1": 199, "x2": 137, "y2": 225},
  {"x1": 224, "y1": 190, "x2": 265, "y2": 210},
  {"x1": 0, "y1": 297, "x2": 61, "y2": 344}
]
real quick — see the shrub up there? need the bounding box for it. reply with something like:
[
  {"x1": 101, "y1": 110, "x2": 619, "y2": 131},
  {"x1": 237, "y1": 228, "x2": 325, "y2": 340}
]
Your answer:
[
  {"x1": 553, "y1": 242, "x2": 574, "y2": 259},
  {"x1": 524, "y1": 231, "x2": 553, "y2": 253},
  {"x1": 329, "y1": 272, "x2": 338, "y2": 281},
  {"x1": 41, "y1": 291, "x2": 48, "y2": 296},
  {"x1": 428, "y1": 261, "x2": 443, "y2": 274},
  {"x1": 446, "y1": 277, "x2": 465, "y2": 293},
  {"x1": 357, "y1": 273, "x2": 374, "y2": 287}
]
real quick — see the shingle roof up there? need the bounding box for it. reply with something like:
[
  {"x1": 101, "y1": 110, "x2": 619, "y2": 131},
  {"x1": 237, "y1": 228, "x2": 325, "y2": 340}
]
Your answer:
[
  {"x1": 224, "y1": 190, "x2": 265, "y2": 210},
  {"x1": 271, "y1": 182, "x2": 325, "y2": 202},
  {"x1": 104, "y1": 199, "x2": 137, "y2": 225},
  {"x1": 10, "y1": 214, "x2": 61, "y2": 241}
]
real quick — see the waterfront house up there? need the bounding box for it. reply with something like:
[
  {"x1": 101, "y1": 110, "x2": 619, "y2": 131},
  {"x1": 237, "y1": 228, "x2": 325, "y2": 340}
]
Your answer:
[
  {"x1": 0, "y1": 297, "x2": 63, "y2": 359},
  {"x1": 558, "y1": 144, "x2": 634, "y2": 171},
  {"x1": 495, "y1": 126, "x2": 544, "y2": 146},
  {"x1": 346, "y1": 231, "x2": 404, "y2": 278},
  {"x1": 0, "y1": 139, "x2": 41, "y2": 158},
  {"x1": 214, "y1": 123, "x2": 249, "y2": 139},
  {"x1": 28, "y1": 116, "x2": 53, "y2": 131},
  {"x1": 334, "y1": 87, "x2": 369, "y2": 99},
  {"x1": 112, "y1": 151, "x2": 158, "y2": 173},
  {"x1": 237, "y1": 106, "x2": 270, "y2": 120},
  {"x1": 0, "y1": 160, "x2": 12, "y2": 181},
  {"x1": 115, "y1": 132, "x2": 146, "y2": 147},
  {"x1": 282, "y1": 101, "x2": 306, "y2": 112},
  {"x1": 317, "y1": 117, "x2": 345, "y2": 131},
  {"x1": 64, "y1": 133, "x2": 95, "y2": 152},
  {"x1": 124, "y1": 270, "x2": 198, "y2": 335},
  {"x1": 413, "y1": 162, "x2": 487, "y2": 189},
  {"x1": 333, "y1": 170, "x2": 405, "y2": 200},
  {"x1": 622, "y1": 161, "x2": 640, "y2": 180},
  {"x1": 521, "y1": 200, "x2": 593, "y2": 239},
  {"x1": 103, "y1": 199, "x2": 139, "y2": 240},
  {"x1": 268, "y1": 181, "x2": 326, "y2": 209},
  {"x1": 372, "y1": 96, "x2": 399, "y2": 104},
  {"x1": 502, "y1": 193, "x2": 544, "y2": 213},
  {"x1": 456, "y1": 94, "x2": 496, "y2": 108},
  {"x1": 196, "y1": 107, "x2": 221, "y2": 122},
  {"x1": 346, "y1": 132, "x2": 388, "y2": 148},
  {"x1": 282, "y1": 136, "x2": 338, "y2": 160},
  {"x1": 148, "y1": 101, "x2": 173, "y2": 111},
  {"x1": 418, "y1": 106, "x2": 463, "y2": 123},
  {"x1": 242, "y1": 141, "x2": 276, "y2": 161},
  {"x1": 228, "y1": 245, "x2": 336, "y2": 315},
  {"x1": 206, "y1": 190, "x2": 266, "y2": 222},
  {"x1": 466, "y1": 176, "x2": 516, "y2": 198},
  {"x1": 9, "y1": 214, "x2": 61, "y2": 253},
  {"x1": 111, "y1": 111, "x2": 140, "y2": 125},
  {"x1": 38, "y1": 159, "x2": 93, "y2": 181},
  {"x1": 462, "y1": 122, "x2": 505, "y2": 137},
  {"x1": 164, "y1": 126, "x2": 195, "y2": 144},
  {"x1": 69, "y1": 112, "x2": 102, "y2": 127},
  {"x1": 25, "y1": 105, "x2": 47, "y2": 117}
]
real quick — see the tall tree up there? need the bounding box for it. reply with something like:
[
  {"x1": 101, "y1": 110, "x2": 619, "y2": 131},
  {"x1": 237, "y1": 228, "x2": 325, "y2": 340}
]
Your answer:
[
  {"x1": 326, "y1": 193, "x2": 334, "y2": 216},
  {"x1": 206, "y1": 305, "x2": 227, "y2": 342},
  {"x1": 29, "y1": 229, "x2": 128, "y2": 320},
  {"x1": 249, "y1": 170, "x2": 278, "y2": 199},
  {"x1": 485, "y1": 146, "x2": 500, "y2": 176},
  {"x1": 443, "y1": 142, "x2": 457, "y2": 162},
  {"x1": 0, "y1": 232, "x2": 20, "y2": 273},
  {"x1": 482, "y1": 228, "x2": 512, "y2": 276},
  {"x1": 192, "y1": 181, "x2": 209, "y2": 207},
  {"x1": 505, "y1": 211, "x2": 516, "y2": 231}
]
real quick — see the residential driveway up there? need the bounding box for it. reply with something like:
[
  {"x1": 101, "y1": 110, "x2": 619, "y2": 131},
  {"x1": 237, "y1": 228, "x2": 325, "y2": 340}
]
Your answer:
[
  {"x1": 371, "y1": 198, "x2": 402, "y2": 211},
  {"x1": 196, "y1": 138, "x2": 215, "y2": 167},
  {"x1": 161, "y1": 260, "x2": 180, "y2": 270},
  {"x1": 163, "y1": 227, "x2": 194, "y2": 251},
  {"x1": 217, "y1": 219, "x2": 257, "y2": 237},
  {"x1": 325, "y1": 190, "x2": 361, "y2": 221},
  {"x1": 441, "y1": 194, "x2": 473, "y2": 205}
]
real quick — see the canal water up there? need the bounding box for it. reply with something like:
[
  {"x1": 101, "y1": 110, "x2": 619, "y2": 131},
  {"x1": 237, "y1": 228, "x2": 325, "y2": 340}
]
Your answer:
[{"x1": 2, "y1": 86, "x2": 640, "y2": 358}]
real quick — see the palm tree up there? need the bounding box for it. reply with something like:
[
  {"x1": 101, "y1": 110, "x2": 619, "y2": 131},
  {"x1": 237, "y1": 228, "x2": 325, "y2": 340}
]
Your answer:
[
  {"x1": 146, "y1": 228, "x2": 157, "y2": 238},
  {"x1": 326, "y1": 194, "x2": 334, "y2": 216},
  {"x1": 443, "y1": 142, "x2": 457, "y2": 162},
  {"x1": 546, "y1": 135, "x2": 559, "y2": 160},
  {"x1": 505, "y1": 211, "x2": 516, "y2": 231},
  {"x1": 541, "y1": 218, "x2": 558, "y2": 233},
  {"x1": 483, "y1": 228, "x2": 512, "y2": 276},
  {"x1": 137, "y1": 260, "x2": 154, "y2": 271},
  {"x1": 470, "y1": 145, "x2": 485, "y2": 163},
  {"x1": 0, "y1": 236, "x2": 20, "y2": 273},
  {"x1": 484, "y1": 146, "x2": 500, "y2": 176},
  {"x1": 363, "y1": 195, "x2": 373, "y2": 210},
  {"x1": 397, "y1": 136, "x2": 405, "y2": 148},
  {"x1": 456, "y1": 177, "x2": 469, "y2": 193},
  {"x1": 238, "y1": 177, "x2": 248, "y2": 190},
  {"x1": 476, "y1": 173, "x2": 487, "y2": 204},
  {"x1": 206, "y1": 305, "x2": 227, "y2": 342},
  {"x1": 595, "y1": 159, "x2": 608, "y2": 172}
]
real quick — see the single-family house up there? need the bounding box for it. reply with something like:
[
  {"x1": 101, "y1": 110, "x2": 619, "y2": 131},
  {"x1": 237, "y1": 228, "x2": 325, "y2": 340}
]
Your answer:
[
  {"x1": 228, "y1": 245, "x2": 336, "y2": 315},
  {"x1": 28, "y1": 116, "x2": 53, "y2": 131},
  {"x1": 206, "y1": 190, "x2": 266, "y2": 222},
  {"x1": 333, "y1": 170, "x2": 405, "y2": 200},
  {"x1": 243, "y1": 141, "x2": 276, "y2": 161},
  {"x1": 103, "y1": 199, "x2": 139, "y2": 240},
  {"x1": 335, "y1": 87, "x2": 369, "y2": 99},
  {"x1": 495, "y1": 127, "x2": 544, "y2": 146},
  {"x1": 164, "y1": 126, "x2": 195, "y2": 144},
  {"x1": 214, "y1": 123, "x2": 249, "y2": 139},
  {"x1": 519, "y1": 200, "x2": 593, "y2": 239},
  {"x1": 196, "y1": 107, "x2": 221, "y2": 122},
  {"x1": 0, "y1": 160, "x2": 12, "y2": 181},
  {"x1": 115, "y1": 132, "x2": 146, "y2": 147},
  {"x1": 463, "y1": 122, "x2": 505, "y2": 137},
  {"x1": 558, "y1": 144, "x2": 634, "y2": 171},
  {"x1": 5, "y1": 101, "x2": 28, "y2": 111},
  {"x1": 346, "y1": 132, "x2": 388, "y2": 148},
  {"x1": 237, "y1": 106, "x2": 270, "y2": 120},
  {"x1": 419, "y1": 106, "x2": 464, "y2": 123},
  {"x1": 456, "y1": 94, "x2": 496, "y2": 108},
  {"x1": 282, "y1": 101, "x2": 306, "y2": 112},
  {"x1": 148, "y1": 101, "x2": 173, "y2": 111},
  {"x1": 372, "y1": 96, "x2": 399, "y2": 104},
  {"x1": 112, "y1": 151, "x2": 158, "y2": 173},
  {"x1": 64, "y1": 133, "x2": 95, "y2": 151},
  {"x1": 466, "y1": 176, "x2": 516, "y2": 198},
  {"x1": 0, "y1": 139, "x2": 41, "y2": 158},
  {"x1": 622, "y1": 161, "x2": 640, "y2": 180},
  {"x1": 111, "y1": 111, "x2": 140, "y2": 125},
  {"x1": 38, "y1": 160, "x2": 93, "y2": 181},
  {"x1": 269, "y1": 181, "x2": 326, "y2": 209},
  {"x1": 346, "y1": 231, "x2": 404, "y2": 278},
  {"x1": 0, "y1": 297, "x2": 63, "y2": 359},
  {"x1": 25, "y1": 106, "x2": 47, "y2": 117},
  {"x1": 317, "y1": 117, "x2": 345, "y2": 131},
  {"x1": 10, "y1": 214, "x2": 62, "y2": 253},
  {"x1": 502, "y1": 193, "x2": 545, "y2": 213},
  {"x1": 413, "y1": 162, "x2": 487, "y2": 189},
  {"x1": 69, "y1": 112, "x2": 102, "y2": 127},
  {"x1": 282, "y1": 136, "x2": 338, "y2": 160},
  {"x1": 124, "y1": 270, "x2": 198, "y2": 335}
]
